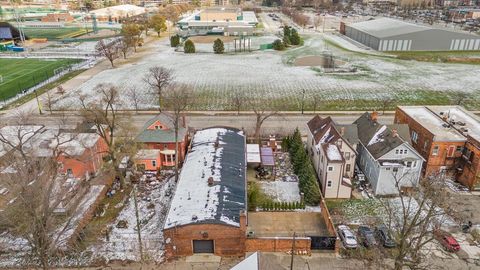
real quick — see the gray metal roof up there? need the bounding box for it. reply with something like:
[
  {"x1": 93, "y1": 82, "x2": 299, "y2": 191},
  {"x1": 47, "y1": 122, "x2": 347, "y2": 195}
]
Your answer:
[
  {"x1": 164, "y1": 127, "x2": 246, "y2": 229},
  {"x1": 348, "y1": 18, "x2": 429, "y2": 38}
]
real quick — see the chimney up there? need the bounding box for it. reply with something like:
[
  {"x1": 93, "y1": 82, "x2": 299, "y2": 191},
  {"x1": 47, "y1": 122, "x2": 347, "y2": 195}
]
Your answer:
[
  {"x1": 208, "y1": 177, "x2": 214, "y2": 186},
  {"x1": 371, "y1": 111, "x2": 378, "y2": 122},
  {"x1": 392, "y1": 129, "x2": 398, "y2": 138},
  {"x1": 340, "y1": 127, "x2": 345, "y2": 136}
]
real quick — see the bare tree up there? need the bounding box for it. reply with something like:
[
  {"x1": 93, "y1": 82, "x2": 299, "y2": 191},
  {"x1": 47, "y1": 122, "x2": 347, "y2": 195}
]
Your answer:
[
  {"x1": 44, "y1": 91, "x2": 56, "y2": 114},
  {"x1": 380, "y1": 172, "x2": 452, "y2": 270},
  {"x1": 247, "y1": 99, "x2": 279, "y2": 143},
  {"x1": 126, "y1": 85, "x2": 141, "y2": 113},
  {"x1": 313, "y1": 16, "x2": 323, "y2": 30},
  {"x1": 311, "y1": 93, "x2": 322, "y2": 113},
  {"x1": 231, "y1": 91, "x2": 246, "y2": 115},
  {"x1": 164, "y1": 83, "x2": 194, "y2": 183},
  {"x1": 380, "y1": 97, "x2": 395, "y2": 115},
  {"x1": 143, "y1": 66, "x2": 174, "y2": 112},
  {"x1": 117, "y1": 37, "x2": 130, "y2": 59},
  {"x1": 79, "y1": 84, "x2": 120, "y2": 174},
  {"x1": 95, "y1": 39, "x2": 118, "y2": 68},
  {"x1": 452, "y1": 91, "x2": 468, "y2": 106},
  {"x1": 0, "y1": 114, "x2": 81, "y2": 270}
]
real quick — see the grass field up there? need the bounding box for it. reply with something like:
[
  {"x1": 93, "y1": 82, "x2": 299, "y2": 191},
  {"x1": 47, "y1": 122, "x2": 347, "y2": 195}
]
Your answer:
[
  {"x1": 21, "y1": 27, "x2": 89, "y2": 40},
  {"x1": 0, "y1": 58, "x2": 81, "y2": 101}
]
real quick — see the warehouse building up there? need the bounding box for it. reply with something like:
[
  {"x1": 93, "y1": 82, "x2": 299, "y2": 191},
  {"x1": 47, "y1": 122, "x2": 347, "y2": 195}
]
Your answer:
[{"x1": 342, "y1": 18, "x2": 480, "y2": 51}]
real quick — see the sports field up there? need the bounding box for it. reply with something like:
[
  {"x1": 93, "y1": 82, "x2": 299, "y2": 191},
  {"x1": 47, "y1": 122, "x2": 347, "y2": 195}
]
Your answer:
[
  {"x1": 0, "y1": 58, "x2": 81, "y2": 101},
  {"x1": 21, "y1": 27, "x2": 89, "y2": 40}
]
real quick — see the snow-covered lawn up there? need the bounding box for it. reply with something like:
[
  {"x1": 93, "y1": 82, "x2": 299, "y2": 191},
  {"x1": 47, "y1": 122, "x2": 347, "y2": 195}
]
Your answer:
[
  {"x1": 54, "y1": 34, "x2": 480, "y2": 110},
  {"x1": 88, "y1": 176, "x2": 175, "y2": 263},
  {"x1": 260, "y1": 181, "x2": 300, "y2": 202}
]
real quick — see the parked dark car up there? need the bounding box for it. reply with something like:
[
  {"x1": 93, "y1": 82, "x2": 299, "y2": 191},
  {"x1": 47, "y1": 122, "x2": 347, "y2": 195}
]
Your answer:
[
  {"x1": 375, "y1": 225, "x2": 396, "y2": 248},
  {"x1": 358, "y1": 225, "x2": 377, "y2": 248}
]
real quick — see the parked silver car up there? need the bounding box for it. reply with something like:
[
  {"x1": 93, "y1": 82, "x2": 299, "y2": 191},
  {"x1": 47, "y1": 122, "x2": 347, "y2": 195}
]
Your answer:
[{"x1": 338, "y1": 225, "x2": 358, "y2": 249}]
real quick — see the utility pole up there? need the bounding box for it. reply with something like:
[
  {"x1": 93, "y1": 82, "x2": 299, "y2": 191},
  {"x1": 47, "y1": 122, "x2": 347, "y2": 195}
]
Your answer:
[
  {"x1": 33, "y1": 90, "x2": 42, "y2": 115},
  {"x1": 133, "y1": 185, "x2": 144, "y2": 263},
  {"x1": 301, "y1": 89, "x2": 305, "y2": 115},
  {"x1": 290, "y1": 232, "x2": 296, "y2": 270}
]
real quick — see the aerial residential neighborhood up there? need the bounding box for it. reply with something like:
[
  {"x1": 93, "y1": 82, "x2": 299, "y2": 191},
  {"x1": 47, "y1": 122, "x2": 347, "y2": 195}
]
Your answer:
[{"x1": 0, "y1": 0, "x2": 479, "y2": 269}]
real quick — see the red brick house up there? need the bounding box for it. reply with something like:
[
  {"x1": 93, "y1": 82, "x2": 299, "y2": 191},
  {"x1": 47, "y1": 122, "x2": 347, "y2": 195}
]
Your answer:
[
  {"x1": 163, "y1": 127, "x2": 247, "y2": 258},
  {"x1": 135, "y1": 114, "x2": 188, "y2": 169},
  {"x1": 395, "y1": 106, "x2": 480, "y2": 190},
  {"x1": 41, "y1": 13, "x2": 74, "y2": 23}
]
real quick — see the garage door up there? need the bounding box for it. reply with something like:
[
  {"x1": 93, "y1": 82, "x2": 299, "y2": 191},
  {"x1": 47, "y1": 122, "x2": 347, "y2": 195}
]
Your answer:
[{"x1": 193, "y1": 240, "x2": 214, "y2": 253}]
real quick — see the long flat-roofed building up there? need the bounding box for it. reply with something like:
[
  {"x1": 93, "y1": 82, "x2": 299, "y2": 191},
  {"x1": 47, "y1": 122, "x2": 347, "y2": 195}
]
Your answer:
[
  {"x1": 343, "y1": 18, "x2": 480, "y2": 51},
  {"x1": 163, "y1": 127, "x2": 247, "y2": 258}
]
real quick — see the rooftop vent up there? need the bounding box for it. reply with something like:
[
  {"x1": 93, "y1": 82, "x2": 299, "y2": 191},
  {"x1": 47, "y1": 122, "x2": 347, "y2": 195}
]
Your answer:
[
  {"x1": 192, "y1": 215, "x2": 198, "y2": 221},
  {"x1": 208, "y1": 177, "x2": 214, "y2": 186},
  {"x1": 461, "y1": 127, "x2": 469, "y2": 133},
  {"x1": 442, "y1": 123, "x2": 450, "y2": 128}
]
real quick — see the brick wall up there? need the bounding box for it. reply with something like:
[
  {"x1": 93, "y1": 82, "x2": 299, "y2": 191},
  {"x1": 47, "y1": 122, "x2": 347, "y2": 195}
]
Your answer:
[
  {"x1": 458, "y1": 138, "x2": 480, "y2": 190},
  {"x1": 395, "y1": 108, "x2": 464, "y2": 177},
  {"x1": 163, "y1": 223, "x2": 246, "y2": 259},
  {"x1": 245, "y1": 237, "x2": 311, "y2": 254}
]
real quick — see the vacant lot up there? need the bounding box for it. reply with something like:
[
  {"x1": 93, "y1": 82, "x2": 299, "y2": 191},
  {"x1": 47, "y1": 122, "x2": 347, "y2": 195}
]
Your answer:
[
  {"x1": 0, "y1": 58, "x2": 80, "y2": 100},
  {"x1": 56, "y1": 35, "x2": 480, "y2": 111}
]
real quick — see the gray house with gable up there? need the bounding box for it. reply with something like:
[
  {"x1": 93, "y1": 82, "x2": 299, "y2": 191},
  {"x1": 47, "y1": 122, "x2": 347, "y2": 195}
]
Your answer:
[{"x1": 354, "y1": 112, "x2": 425, "y2": 195}]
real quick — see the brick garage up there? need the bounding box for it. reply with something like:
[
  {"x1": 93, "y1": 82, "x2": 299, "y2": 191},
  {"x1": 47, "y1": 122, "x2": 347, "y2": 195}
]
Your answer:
[
  {"x1": 164, "y1": 215, "x2": 246, "y2": 258},
  {"x1": 162, "y1": 127, "x2": 247, "y2": 259}
]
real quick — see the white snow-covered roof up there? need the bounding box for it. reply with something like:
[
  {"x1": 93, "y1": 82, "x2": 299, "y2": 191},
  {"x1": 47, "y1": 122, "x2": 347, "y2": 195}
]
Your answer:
[
  {"x1": 247, "y1": 144, "x2": 261, "y2": 163},
  {"x1": 428, "y1": 106, "x2": 480, "y2": 143},
  {"x1": 367, "y1": 125, "x2": 387, "y2": 146},
  {"x1": 242, "y1": 11, "x2": 258, "y2": 24},
  {"x1": 398, "y1": 106, "x2": 466, "y2": 142},
  {"x1": 348, "y1": 18, "x2": 428, "y2": 38},
  {"x1": 326, "y1": 144, "x2": 342, "y2": 161},
  {"x1": 0, "y1": 125, "x2": 43, "y2": 158},
  {"x1": 26, "y1": 130, "x2": 100, "y2": 157},
  {"x1": 90, "y1": 4, "x2": 146, "y2": 17},
  {"x1": 134, "y1": 149, "x2": 160, "y2": 160},
  {"x1": 164, "y1": 127, "x2": 246, "y2": 230}
]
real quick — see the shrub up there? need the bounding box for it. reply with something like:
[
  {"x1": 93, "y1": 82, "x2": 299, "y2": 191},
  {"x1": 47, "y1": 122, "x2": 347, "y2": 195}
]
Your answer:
[
  {"x1": 290, "y1": 29, "x2": 301, "y2": 45},
  {"x1": 170, "y1": 34, "x2": 180, "y2": 47},
  {"x1": 213, "y1": 38, "x2": 224, "y2": 54},
  {"x1": 272, "y1": 39, "x2": 285, "y2": 51},
  {"x1": 184, "y1": 39, "x2": 195, "y2": 53}
]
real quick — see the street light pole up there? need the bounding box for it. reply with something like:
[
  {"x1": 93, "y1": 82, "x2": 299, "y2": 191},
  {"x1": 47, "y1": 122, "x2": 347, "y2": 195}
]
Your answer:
[{"x1": 301, "y1": 89, "x2": 305, "y2": 115}]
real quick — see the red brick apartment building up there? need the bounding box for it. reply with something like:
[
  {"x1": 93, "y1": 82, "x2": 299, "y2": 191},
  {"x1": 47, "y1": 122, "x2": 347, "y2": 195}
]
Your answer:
[
  {"x1": 395, "y1": 106, "x2": 480, "y2": 190},
  {"x1": 163, "y1": 127, "x2": 247, "y2": 257}
]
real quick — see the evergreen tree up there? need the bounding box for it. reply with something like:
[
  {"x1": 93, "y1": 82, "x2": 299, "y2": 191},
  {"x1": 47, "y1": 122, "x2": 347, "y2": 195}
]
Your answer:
[
  {"x1": 213, "y1": 38, "x2": 225, "y2": 54},
  {"x1": 170, "y1": 35, "x2": 180, "y2": 47},
  {"x1": 272, "y1": 39, "x2": 285, "y2": 51},
  {"x1": 184, "y1": 39, "x2": 195, "y2": 53},
  {"x1": 283, "y1": 25, "x2": 291, "y2": 38},
  {"x1": 290, "y1": 29, "x2": 301, "y2": 45}
]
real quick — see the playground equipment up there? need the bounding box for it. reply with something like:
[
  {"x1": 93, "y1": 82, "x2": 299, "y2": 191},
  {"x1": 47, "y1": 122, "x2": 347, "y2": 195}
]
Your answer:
[{"x1": 0, "y1": 41, "x2": 14, "y2": 51}]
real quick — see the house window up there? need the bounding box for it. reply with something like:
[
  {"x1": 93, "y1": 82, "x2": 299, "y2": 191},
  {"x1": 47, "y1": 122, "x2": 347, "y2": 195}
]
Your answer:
[
  {"x1": 164, "y1": 144, "x2": 169, "y2": 149},
  {"x1": 345, "y1": 152, "x2": 350, "y2": 160},
  {"x1": 386, "y1": 167, "x2": 391, "y2": 170},
  {"x1": 404, "y1": 150, "x2": 408, "y2": 154},
  {"x1": 346, "y1": 164, "x2": 351, "y2": 172},
  {"x1": 66, "y1": 168, "x2": 73, "y2": 176},
  {"x1": 327, "y1": 180, "x2": 332, "y2": 188},
  {"x1": 406, "y1": 161, "x2": 412, "y2": 168},
  {"x1": 413, "y1": 161, "x2": 417, "y2": 168},
  {"x1": 447, "y1": 146, "x2": 455, "y2": 157},
  {"x1": 155, "y1": 125, "x2": 161, "y2": 129},
  {"x1": 412, "y1": 131, "x2": 418, "y2": 143},
  {"x1": 337, "y1": 141, "x2": 343, "y2": 148},
  {"x1": 456, "y1": 146, "x2": 463, "y2": 152},
  {"x1": 395, "y1": 149, "x2": 399, "y2": 154},
  {"x1": 393, "y1": 167, "x2": 399, "y2": 173},
  {"x1": 152, "y1": 160, "x2": 157, "y2": 167},
  {"x1": 432, "y1": 146, "x2": 439, "y2": 156},
  {"x1": 327, "y1": 166, "x2": 334, "y2": 172},
  {"x1": 424, "y1": 140, "x2": 429, "y2": 151}
]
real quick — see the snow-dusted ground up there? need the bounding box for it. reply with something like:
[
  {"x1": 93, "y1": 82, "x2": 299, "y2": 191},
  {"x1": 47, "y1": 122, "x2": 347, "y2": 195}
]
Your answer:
[
  {"x1": 54, "y1": 34, "x2": 480, "y2": 110},
  {"x1": 88, "y1": 176, "x2": 175, "y2": 263},
  {"x1": 260, "y1": 181, "x2": 300, "y2": 202}
]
